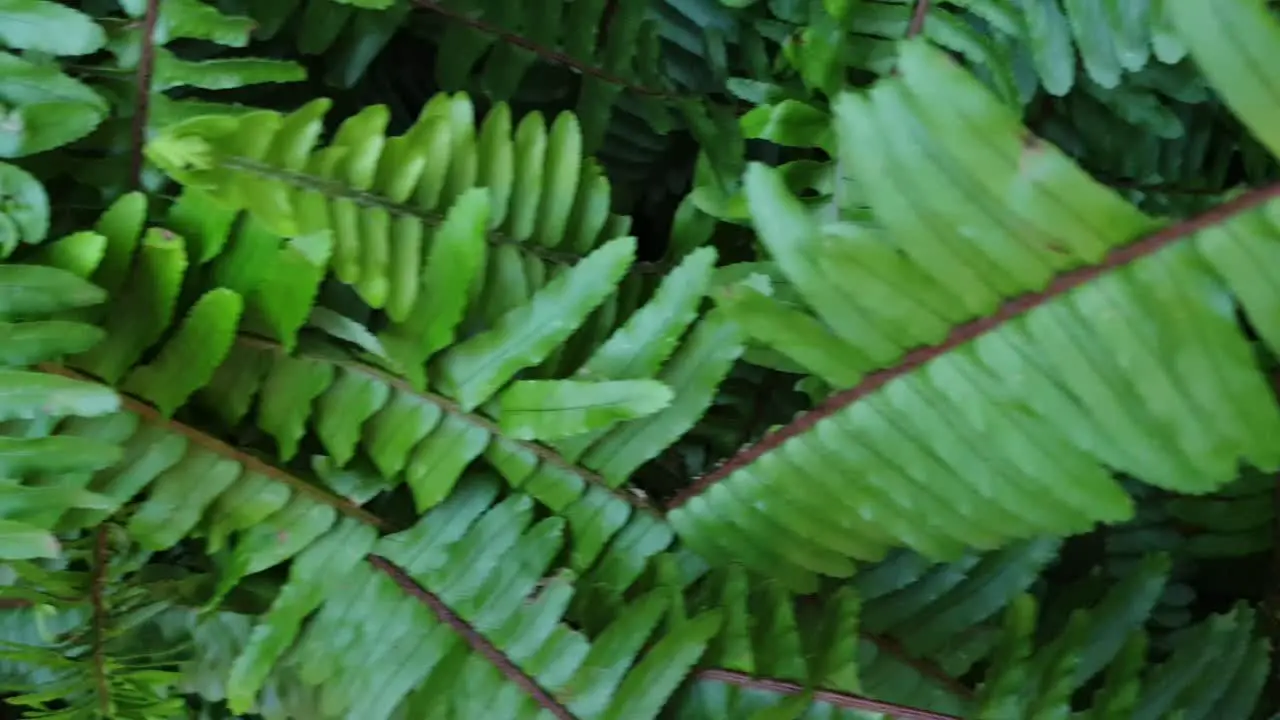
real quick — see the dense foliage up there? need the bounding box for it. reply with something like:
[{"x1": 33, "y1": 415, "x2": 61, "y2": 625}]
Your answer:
[{"x1": 2, "y1": 0, "x2": 1280, "y2": 717}]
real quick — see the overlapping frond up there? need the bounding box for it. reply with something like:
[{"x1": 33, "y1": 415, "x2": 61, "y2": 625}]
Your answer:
[
  {"x1": 669, "y1": 4, "x2": 1280, "y2": 589},
  {"x1": 416, "y1": 0, "x2": 672, "y2": 154},
  {"x1": 1038, "y1": 93, "x2": 1268, "y2": 216},
  {"x1": 944, "y1": 0, "x2": 1191, "y2": 99},
  {"x1": 739, "y1": 0, "x2": 1197, "y2": 101},
  {"x1": 1102, "y1": 470, "x2": 1275, "y2": 631}
]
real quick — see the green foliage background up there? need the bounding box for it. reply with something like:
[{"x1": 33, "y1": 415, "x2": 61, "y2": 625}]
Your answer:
[{"x1": 1, "y1": 0, "x2": 1280, "y2": 718}]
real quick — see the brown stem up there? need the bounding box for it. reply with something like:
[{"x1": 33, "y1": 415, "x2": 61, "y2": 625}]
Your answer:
[
  {"x1": 89, "y1": 526, "x2": 111, "y2": 717},
  {"x1": 666, "y1": 181, "x2": 1280, "y2": 511},
  {"x1": 864, "y1": 633, "x2": 974, "y2": 699},
  {"x1": 410, "y1": 0, "x2": 672, "y2": 98},
  {"x1": 130, "y1": 0, "x2": 162, "y2": 190},
  {"x1": 597, "y1": 0, "x2": 622, "y2": 49},
  {"x1": 699, "y1": 669, "x2": 962, "y2": 720},
  {"x1": 36, "y1": 364, "x2": 384, "y2": 528},
  {"x1": 367, "y1": 555, "x2": 577, "y2": 720},
  {"x1": 908, "y1": 0, "x2": 931, "y2": 38}
]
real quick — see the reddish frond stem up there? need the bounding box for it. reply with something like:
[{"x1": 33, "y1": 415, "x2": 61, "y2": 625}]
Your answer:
[
  {"x1": 90, "y1": 526, "x2": 111, "y2": 717},
  {"x1": 699, "y1": 669, "x2": 962, "y2": 719},
  {"x1": 231, "y1": 335, "x2": 659, "y2": 516},
  {"x1": 130, "y1": 0, "x2": 162, "y2": 190},
  {"x1": 864, "y1": 633, "x2": 975, "y2": 699},
  {"x1": 367, "y1": 555, "x2": 577, "y2": 720},
  {"x1": 908, "y1": 0, "x2": 931, "y2": 38},
  {"x1": 36, "y1": 364, "x2": 384, "y2": 528}
]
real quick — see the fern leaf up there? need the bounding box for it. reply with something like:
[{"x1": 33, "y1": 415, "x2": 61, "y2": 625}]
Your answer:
[
  {"x1": 0, "y1": 519, "x2": 60, "y2": 560},
  {"x1": 670, "y1": 37, "x2": 1280, "y2": 585},
  {"x1": 497, "y1": 379, "x2": 674, "y2": 441},
  {"x1": 0, "y1": 52, "x2": 107, "y2": 158},
  {"x1": 436, "y1": 236, "x2": 636, "y2": 409},
  {"x1": 0, "y1": 0, "x2": 104, "y2": 56},
  {"x1": 0, "y1": 163, "x2": 49, "y2": 256}
]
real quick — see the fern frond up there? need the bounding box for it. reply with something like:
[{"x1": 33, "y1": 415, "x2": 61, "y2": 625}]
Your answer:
[
  {"x1": 209, "y1": 472, "x2": 723, "y2": 720},
  {"x1": 4, "y1": 142, "x2": 742, "y2": 716},
  {"x1": 669, "y1": 22, "x2": 1280, "y2": 588},
  {"x1": 669, "y1": 544, "x2": 1267, "y2": 719},
  {"x1": 146, "y1": 94, "x2": 640, "y2": 313},
  {"x1": 0, "y1": 51, "x2": 109, "y2": 159},
  {"x1": 946, "y1": 0, "x2": 1191, "y2": 99},
  {"x1": 411, "y1": 0, "x2": 672, "y2": 152}
]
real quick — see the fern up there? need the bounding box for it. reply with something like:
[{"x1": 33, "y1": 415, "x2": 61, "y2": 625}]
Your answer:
[
  {"x1": 670, "y1": 31, "x2": 1280, "y2": 589},
  {"x1": 4, "y1": 0, "x2": 1280, "y2": 718}
]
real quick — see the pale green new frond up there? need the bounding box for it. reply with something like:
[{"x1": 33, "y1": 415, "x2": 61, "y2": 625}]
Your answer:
[
  {"x1": 133, "y1": 98, "x2": 740, "y2": 516},
  {"x1": 146, "y1": 93, "x2": 636, "y2": 319}
]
